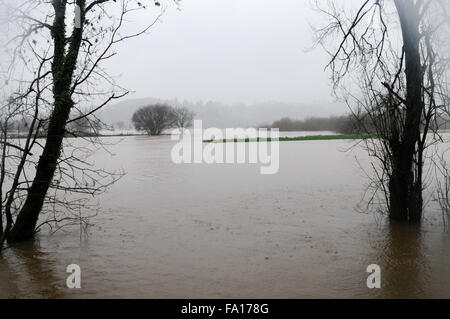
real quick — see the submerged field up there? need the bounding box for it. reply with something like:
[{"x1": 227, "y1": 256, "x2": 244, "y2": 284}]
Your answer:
[{"x1": 1, "y1": 134, "x2": 449, "y2": 298}]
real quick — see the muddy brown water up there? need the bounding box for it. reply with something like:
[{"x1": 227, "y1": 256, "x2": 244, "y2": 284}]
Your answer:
[{"x1": 1, "y1": 135, "x2": 449, "y2": 298}]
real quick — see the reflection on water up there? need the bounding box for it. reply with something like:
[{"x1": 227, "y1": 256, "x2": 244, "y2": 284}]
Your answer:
[
  {"x1": 384, "y1": 223, "x2": 429, "y2": 297},
  {"x1": 0, "y1": 241, "x2": 64, "y2": 298},
  {"x1": 369, "y1": 222, "x2": 450, "y2": 298},
  {"x1": 1, "y1": 135, "x2": 449, "y2": 298},
  {"x1": 370, "y1": 223, "x2": 428, "y2": 298}
]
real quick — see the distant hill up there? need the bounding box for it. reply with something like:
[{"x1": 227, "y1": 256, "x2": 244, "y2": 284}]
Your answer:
[{"x1": 98, "y1": 97, "x2": 348, "y2": 129}]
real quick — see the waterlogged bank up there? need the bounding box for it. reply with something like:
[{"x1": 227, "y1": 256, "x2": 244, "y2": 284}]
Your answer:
[{"x1": 0, "y1": 135, "x2": 449, "y2": 298}]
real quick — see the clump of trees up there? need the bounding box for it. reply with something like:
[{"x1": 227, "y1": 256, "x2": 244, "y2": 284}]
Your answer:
[
  {"x1": 132, "y1": 104, "x2": 195, "y2": 136},
  {"x1": 172, "y1": 106, "x2": 196, "y2": 130},
  {"x1": 266, "y1": 115, "x2": 363, "y2": 134}
]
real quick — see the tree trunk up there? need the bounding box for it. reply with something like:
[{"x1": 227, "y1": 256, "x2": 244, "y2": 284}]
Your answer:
[
  {"x1": 7, "y1": 0, "x2": 85, "y2": 243},
  {"x1": 390, "y1": 0, "x2": 424, "y2": 223},
  {"x1": 6, "y1": 100, "x2": 73, "y2": 242}
]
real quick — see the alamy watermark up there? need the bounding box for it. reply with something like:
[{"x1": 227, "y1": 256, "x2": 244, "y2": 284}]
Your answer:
[
  {"x1": 170, "y1": 120, "x2": 280, "y2": 174},
  {"x1": 66, "y1": 264, "x2": 81, "y2": 289},
  {"x1": 366, "y1": 264, "x2": 381, "y2": 289}
]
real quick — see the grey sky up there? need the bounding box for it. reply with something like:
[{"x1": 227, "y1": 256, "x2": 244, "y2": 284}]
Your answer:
[{"x1": 106, "y1": 0, "x2": 336, "y2": 105}]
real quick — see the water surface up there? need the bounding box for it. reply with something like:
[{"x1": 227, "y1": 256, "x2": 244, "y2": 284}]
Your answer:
[{"x1": 1, "y1": 135, "x2": 449, "y2": 298}]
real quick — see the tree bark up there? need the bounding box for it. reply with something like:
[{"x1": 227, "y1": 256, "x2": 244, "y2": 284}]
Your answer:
[{"x1": 390, "y1": 0, "x2": 424, "y2": 223}]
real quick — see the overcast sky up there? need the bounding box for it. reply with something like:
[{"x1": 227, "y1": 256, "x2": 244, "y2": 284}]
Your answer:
[{"x1": 106, "y1": 0, "x2": 338, "y2": 105}]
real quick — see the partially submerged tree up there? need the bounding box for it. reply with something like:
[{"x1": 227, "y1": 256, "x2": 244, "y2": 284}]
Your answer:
[
  {"x1": 0, "y1": 0, "x2": 169, "y2": 248},
  {"x1": 132, "y1": 104, "x2": 176, "y2": 135},
  {"x1": 172, "y1": 106, "x2": 195, "y2": 130},
  {"x1": 314, "y1": 0, "x2": 450, "y2": 223}
]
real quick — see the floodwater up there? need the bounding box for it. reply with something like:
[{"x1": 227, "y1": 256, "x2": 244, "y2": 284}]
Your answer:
[{"x1": 1, "y1": 134, "x2": 449, "y2": 298}]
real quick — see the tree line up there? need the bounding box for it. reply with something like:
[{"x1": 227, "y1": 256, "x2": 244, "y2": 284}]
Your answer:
[
  {"x1": 264, "y1": 115, "x2": 361, "y2": 134},
  {"x1": 266, "y1": 113, "x2": 450, "y2": 134}
]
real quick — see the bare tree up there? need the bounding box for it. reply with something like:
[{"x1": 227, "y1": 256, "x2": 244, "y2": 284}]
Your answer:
[
  {"x1": 132, "y1": 104, "x2": 176, "y2": 136},
  {"x1": 0, "y1": 0, "x2": 171, "y2": 248},
  {"x1": 314, "y1": 0, "x2": 450, "y2": 223},
  {"x1": 172, "y1": 106, "x2": 195, "y2": 130}
]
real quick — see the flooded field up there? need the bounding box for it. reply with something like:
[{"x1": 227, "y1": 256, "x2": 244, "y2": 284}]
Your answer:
[{"x1": 1, "y1": 135, "x2": 449, "y2": 298}]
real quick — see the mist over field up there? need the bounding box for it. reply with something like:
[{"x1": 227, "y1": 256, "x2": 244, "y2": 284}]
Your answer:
[{"x1": 99, "y1": 98, "x2": 348, "y2": 128}]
